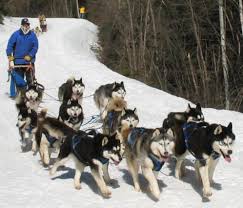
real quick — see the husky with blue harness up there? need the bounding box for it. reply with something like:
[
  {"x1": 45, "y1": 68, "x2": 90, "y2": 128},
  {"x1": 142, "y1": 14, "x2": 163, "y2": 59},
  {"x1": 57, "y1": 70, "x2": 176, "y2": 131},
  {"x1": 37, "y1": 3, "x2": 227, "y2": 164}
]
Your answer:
[
  {"x1": 16, "y1": 105, "x2": 38, "y2": 152},
  {"x1": 50, "y1": 130, "x2": 124, "y2": 198},
  {"x1": 175, "y1": 120, "x2": 235, "y2": 198},
  {"x1": 35, "y1": 109, "x2": 77, "y2": 166},
  {"x1": 124, "y1": 127, "x2": 175, "y2": 200}
]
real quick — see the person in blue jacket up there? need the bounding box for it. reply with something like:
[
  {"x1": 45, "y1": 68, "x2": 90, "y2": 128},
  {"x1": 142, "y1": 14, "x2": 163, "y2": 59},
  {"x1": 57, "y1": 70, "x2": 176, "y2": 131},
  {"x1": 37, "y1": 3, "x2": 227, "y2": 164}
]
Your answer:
[{"x1": 6, "y1": 18, "x2": 38, "y2": 91}]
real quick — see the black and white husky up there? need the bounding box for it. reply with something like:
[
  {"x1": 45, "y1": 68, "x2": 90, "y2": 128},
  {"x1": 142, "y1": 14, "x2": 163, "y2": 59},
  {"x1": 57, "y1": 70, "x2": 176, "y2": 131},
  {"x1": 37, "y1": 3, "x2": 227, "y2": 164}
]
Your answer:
[
  {"x1": 94, "y1": 81, "x2": 126, "y2": 120},
  {"x1": 58, "y1": 99, "x2": 84, "y2": 131},
  {"x1": 124, "y1": 127, "x2": 175, "y2": 200},
  {"x1": 16, "y1": 84, "x2": 43, "y2": 112},
  {"x1": 175, "y1": 120, "x2": 235, "y2": 198},
  {"x1": 16, "y1": 105, "x2": 38, "y2": 152},
  {"x1": 58, "y1": 77, "x2": 85, "y2": 105},
  {"x1": 50, "y1": 130, "x2": 124, "y2": 198},
  {"x1": 35, "y1": 109, "x2": 76, "y2": 166}
]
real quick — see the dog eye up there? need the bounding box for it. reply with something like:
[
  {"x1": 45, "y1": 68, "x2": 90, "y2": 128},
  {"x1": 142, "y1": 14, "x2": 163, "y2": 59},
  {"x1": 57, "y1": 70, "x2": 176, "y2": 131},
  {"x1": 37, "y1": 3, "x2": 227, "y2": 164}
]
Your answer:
[{"x1": 219, "y1": 141, "x2": 227, "y2": 146}]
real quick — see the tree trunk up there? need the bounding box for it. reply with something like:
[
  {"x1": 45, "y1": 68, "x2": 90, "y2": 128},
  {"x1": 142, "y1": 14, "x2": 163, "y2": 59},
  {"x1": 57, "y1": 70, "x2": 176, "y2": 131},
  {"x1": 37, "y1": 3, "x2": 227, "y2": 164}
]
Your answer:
[
  {"x1": 239, "y1": 0, "x2": 243, "y2": 35},
  {"x1": 219, "y1": 0, "x2": 230, "y2": 109}
]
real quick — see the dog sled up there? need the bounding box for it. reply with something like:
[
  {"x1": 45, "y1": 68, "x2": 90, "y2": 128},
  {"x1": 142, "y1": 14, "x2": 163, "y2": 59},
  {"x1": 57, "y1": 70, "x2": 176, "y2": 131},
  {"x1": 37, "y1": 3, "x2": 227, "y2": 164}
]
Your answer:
[{"x1": 7, "y1": 64, "x2": 44, "y2": 98}]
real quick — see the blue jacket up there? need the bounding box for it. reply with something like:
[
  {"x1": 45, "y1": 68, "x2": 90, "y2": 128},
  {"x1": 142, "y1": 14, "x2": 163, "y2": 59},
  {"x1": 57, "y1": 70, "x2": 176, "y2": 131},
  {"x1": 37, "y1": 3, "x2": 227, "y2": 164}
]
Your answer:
[{"x1": 6, "y1": 29, "x2": 38, "y2": 64}]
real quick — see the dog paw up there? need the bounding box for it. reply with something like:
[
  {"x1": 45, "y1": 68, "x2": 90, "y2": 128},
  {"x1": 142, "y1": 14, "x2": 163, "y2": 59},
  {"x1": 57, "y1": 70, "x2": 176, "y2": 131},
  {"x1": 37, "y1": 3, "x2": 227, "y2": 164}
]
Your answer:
[
  {"x1": 175, "y1": 171, "x2": 181, "y2": 180},
  {"x1": 101, "y1": 189, "x2": 112, "y2": 198},
  {"x1": 75, "y1": 184, "x2": 82, "y2": 190},
  {"x1": 152, "y1": 191, "x2": 160, "y2": 200},
  {"x1": 203, "y1": 188, "x2": 212, "y2": 197},
  {"x1": 49, "y1": 168, "x2": 56, "y2": 176}
]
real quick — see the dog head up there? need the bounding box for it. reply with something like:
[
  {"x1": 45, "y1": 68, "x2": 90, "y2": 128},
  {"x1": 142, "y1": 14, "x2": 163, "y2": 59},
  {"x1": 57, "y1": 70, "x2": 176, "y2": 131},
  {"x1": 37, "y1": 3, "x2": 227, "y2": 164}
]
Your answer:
[
  {"x1": 150, "y1": 128, "x2": 175, "y2": 162},
  {"x1": 111, "y1": 81, "x2": 126, "y2": 99},
  {"x1": 120, "y1": 108, "x2": 139, "y2": 130},
  {"x1": 66, "y1": 100, "x2": 83, "y2": 118},
  {"x1": 72, "y1": 78, "x2": 85, "y2": 95},
  {"x1": 212, "y1": 122, "x2": 235, "y2": 162},
  {"x1": 25, "y1": 85, "x2": 39, "y2": 102},
  {"x1": 100, "y1": 132, "x2": 124, "y2": 165},
  {"x1": 186, "y1": 103, "x2": 204, "y2": 122}
]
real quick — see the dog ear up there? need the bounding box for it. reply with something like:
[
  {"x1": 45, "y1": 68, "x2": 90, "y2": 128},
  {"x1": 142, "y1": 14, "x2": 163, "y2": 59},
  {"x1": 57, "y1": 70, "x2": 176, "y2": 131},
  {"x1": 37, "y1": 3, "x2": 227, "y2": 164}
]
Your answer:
[
  {"x1": 214, "y1": 125, "x2": 222, "y2": 135},
  {"x1": 152, "y1": 129, "x2": 160, "y2": 137},
  {"x1": 102, "y1": 137, "x2": 109, "y2": 146},
  {"x1": 121, "y1": 108, "x2": 127, "y2": 116},
  {"x1": 67, "y1": 99, "x2": 72, "y2": 105},
  {"x1": 120, "y1": 81, "x2": 124, "y2": 87},
  {"x1": 80, "y1": 77, "x2": 82, "y2": 82},
  {"x1": 227, "y1": 122, "x2": 232, "y2": 131},
  {"x1": 186, "y1": 104, "x2": 191, "y2": 113},
  {"x1": 112, "y1": 82, "x2": 117, "y2": 89},
  {"x1": 133, "y1": 108, "x2": 137, "y2": 115},
  {"x1": 166, "y1": 128, "x2": 174, "y2": 137},
  {"x1": 196, "y1": 103, "x2": 201, "y2": 111}
]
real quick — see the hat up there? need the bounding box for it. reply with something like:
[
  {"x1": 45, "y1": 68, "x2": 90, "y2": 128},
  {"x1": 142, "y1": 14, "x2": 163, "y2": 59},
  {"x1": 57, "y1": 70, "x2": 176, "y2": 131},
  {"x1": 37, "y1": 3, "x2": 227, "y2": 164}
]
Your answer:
[{"x1": 21, "y1": 18, "x2": 30, "y2": 25}]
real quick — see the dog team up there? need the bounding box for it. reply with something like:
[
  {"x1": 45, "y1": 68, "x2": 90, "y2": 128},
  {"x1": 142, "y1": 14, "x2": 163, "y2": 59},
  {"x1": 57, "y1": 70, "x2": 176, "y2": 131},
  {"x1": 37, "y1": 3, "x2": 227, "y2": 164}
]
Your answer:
[{"x1": 14, "y1": 76, "x2": 235, "y2": 200}]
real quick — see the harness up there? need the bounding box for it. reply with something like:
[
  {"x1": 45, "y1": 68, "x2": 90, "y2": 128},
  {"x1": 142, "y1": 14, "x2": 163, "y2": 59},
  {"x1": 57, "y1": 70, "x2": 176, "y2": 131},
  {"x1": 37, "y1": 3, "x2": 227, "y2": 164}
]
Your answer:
[
  {"x1": 127, "y1": 127, "x2": 146, "y2": 149},
  {"x1": 71, "y1": 135, "x2": 109, "y2": 165},
  {"x1": 182, "y1": 123, "x2": 220, "y2": 164},
  {"x1": 148, "y1": 153, "x2": 165, "y2": 171},
  {"x1": 43, "y1": 129, "x2": 58, "y2": 148},
  {"x1": 108, "y1": 111, "x2": 114, "y2": 130}
]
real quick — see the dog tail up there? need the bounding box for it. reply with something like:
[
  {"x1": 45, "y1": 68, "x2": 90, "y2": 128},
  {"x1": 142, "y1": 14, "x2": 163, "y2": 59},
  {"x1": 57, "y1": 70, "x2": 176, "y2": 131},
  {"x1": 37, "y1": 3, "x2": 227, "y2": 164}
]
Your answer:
[{"x1": 67, "y1": 76, "x2": 75, "y2": 84}]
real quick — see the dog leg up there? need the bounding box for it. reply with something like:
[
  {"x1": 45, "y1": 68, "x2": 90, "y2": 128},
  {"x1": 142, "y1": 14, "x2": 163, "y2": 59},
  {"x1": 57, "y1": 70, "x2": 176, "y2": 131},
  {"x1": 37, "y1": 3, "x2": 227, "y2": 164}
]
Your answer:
[
  {"x1": 142, "y1": 167, "x2": 160, "y2": 200},
  {"x1": 198, "y1": 160, "x2": 212, "y2": 197},
  {"x1": 74, "y1": 160, "x2": 85, "y2": 190},
  {"x1": 40, "y1": 135, "x2": 50, "y2": 166},
  {"x1": 50, "y1": 155, "x2": 70, "y2": 175},
  {"x1": 175, "y1": 153, "x2": 187, "y2": 179},
  {"x1": 91, "y1": 165, "x2": 111, "y2": 198},
  {"x1": 194, "y1": 160, "x2": 202, "y2": 184},
  {"x1": 126, "y1": 156, "x2": 140, "y2": 192},
  {"x1": 102, "y1": 162, "x2": 111, "y2": 184},
  {"x1": 208, "y1": 157, "x2": 219, "y2": 184}
]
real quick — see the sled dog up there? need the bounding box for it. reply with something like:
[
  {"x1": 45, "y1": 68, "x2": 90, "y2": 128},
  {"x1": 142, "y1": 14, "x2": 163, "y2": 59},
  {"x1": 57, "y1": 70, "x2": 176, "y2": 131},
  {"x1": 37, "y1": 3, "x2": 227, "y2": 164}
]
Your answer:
[
  {"x1": 16, "y1": 84, "x2": 43, "y2": 112},
  {"x1": 175, "y1": 120, "x2": 235, "y2": 198},
  {"x1": 58, "y1": 77, "x2": 85, "y2": 105},
  {"x1": 35, "y1": 109, "x2": 76, "y2": 166},
  {"x1": 50, "y1": 130, "x2": 124, "y2": 198},
  {"x1": 94, "y1": 81, "x2": 126, "y2": 120},
  {"x1": 58, "y1": 99, "x2": 84, "y2": 131},
  {"x1": 17, "y1": 105, "x2": 38, "y2": 152},
  {"x1": 102, "y1": 98, "x2": 127, "y2": 135},
  {"x1": 125, "y1": 127, "x2": 175, "y2": 200}
]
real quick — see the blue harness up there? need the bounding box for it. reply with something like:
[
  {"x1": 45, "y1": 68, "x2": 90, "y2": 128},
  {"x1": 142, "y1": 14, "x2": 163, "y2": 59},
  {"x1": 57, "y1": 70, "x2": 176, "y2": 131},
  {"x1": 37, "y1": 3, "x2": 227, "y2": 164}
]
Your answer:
[
  {"x1": 43, "y1": 130, "x2": 57, "y2": 147},
  {"x1": 108, "y1": 111, "x2": 114, "y2": 129},
  {"x1": 128, "y1": 128, "x2": 164, "y2": 171},
  {"x1": 72, "y1": 135, "x2": 109, "y2": 165},
  {"x1": 183, "y1": 123, "x2": 220, "y2": 162},
  {"x1": 127, "y1": 128, "x2": 146, "y2": 149},
  {"x1": 149, "y1": 154, "x2": 165, "y2": 171}
]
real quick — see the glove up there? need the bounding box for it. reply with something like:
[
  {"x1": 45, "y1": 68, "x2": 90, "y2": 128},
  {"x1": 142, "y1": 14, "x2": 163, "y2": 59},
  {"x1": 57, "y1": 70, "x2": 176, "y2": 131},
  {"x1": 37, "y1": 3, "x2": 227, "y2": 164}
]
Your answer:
[
  {"x1": 24, "y1": 55, "x2": 31, "y2": 62},
  {"x1": 8, "y1": 56, "x2": 14, "y2": 61}
]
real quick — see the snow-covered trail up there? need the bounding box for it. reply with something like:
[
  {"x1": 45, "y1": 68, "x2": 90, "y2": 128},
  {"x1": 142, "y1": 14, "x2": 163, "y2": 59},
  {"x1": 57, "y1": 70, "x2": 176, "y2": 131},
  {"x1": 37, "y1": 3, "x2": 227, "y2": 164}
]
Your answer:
[{"x1": 0, "y1": 17, "x2": 243, "y2": 208}]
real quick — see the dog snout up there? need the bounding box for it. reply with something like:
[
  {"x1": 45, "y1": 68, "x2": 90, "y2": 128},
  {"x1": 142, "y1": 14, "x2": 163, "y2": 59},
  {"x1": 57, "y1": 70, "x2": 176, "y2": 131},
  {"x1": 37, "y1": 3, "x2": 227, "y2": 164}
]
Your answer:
[
  {"x1": 164, "y1": 151, "x2": 169, "y2": 156},
  {"x1": 227, "y1": 150, "x2": 232, "y2": 155}
]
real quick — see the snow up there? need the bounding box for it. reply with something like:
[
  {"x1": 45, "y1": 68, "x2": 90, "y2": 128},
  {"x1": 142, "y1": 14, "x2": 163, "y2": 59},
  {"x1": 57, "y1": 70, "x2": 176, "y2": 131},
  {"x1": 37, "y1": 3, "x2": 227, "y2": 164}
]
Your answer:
[{"x1": 0, "y1": 17, "x2": 243, "y2": 207}]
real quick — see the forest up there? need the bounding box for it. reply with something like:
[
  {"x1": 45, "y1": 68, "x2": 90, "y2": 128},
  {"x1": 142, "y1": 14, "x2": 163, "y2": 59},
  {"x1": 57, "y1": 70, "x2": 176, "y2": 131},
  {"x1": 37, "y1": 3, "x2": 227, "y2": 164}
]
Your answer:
[{"x1": 1, "y1": 0, "x2": 243, "y2": 111}]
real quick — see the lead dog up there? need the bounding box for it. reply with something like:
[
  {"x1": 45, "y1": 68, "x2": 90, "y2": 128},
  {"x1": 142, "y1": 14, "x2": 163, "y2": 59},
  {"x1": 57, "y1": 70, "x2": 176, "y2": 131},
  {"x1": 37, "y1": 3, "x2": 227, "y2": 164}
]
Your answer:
[{"x1": 124, "y1": 127, "x2": 175, "y2": 200}]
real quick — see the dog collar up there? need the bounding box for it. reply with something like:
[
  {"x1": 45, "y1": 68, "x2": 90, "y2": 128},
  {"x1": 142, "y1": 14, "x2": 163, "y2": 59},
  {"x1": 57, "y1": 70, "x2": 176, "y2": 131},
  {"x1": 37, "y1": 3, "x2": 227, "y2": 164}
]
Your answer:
[{"x1": 212, "y1": 151, "x2": 221, "y2": 160}]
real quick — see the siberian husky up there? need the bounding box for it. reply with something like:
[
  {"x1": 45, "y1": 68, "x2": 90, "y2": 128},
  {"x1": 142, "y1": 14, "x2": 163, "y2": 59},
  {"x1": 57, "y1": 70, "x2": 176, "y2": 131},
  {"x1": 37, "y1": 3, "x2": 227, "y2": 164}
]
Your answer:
[
  {"x1": 94, "y1": 81, "x2": 126, "y2": 120},
  {"x1": 175, "y1": 120, "x2": 235, "y2": 198},
  {"x1": 50, "y1": 130, "x2": 124, "y2": 198},
  {"x1": 124, "y1": 127, "x2": 175, "y2": 200},
  {"x1": 58, "y1": 77, "x2": 85, "y2": 105},
  {"x1": 58, "y1": 99, "x2": 84, "y2": 131}
]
